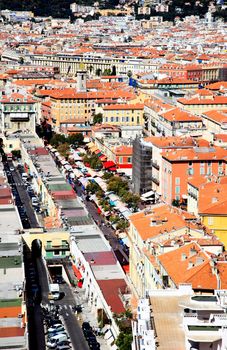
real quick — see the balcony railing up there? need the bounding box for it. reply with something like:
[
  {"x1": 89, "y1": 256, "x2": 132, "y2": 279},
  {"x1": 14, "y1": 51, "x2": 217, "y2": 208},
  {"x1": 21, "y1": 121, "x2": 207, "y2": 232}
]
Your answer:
[
  {"x1": 183, "y1": 313, "x2": 227, "y2": 327},
  {"x1": 45, "y1": 244, "x2": 69, "y2": 251},
  {"x1": 151, "y1": 161, "x2": 159, "y2": 170},
  {"x1": 151, "y1": 176, "x2": 159, "y2": 185}
]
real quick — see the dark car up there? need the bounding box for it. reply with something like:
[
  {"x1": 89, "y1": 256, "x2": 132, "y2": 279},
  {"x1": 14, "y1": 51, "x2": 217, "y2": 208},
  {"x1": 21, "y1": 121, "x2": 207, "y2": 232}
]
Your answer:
[
  {"x1": 82, "y1": 322, "x2": 92, "y2": 331},
  {"x1": 72, "y1": 305, "x2": 82, "y2": 313},
  {"x1": 89, "y1": 343, "x2": 100, "y2": 350}
]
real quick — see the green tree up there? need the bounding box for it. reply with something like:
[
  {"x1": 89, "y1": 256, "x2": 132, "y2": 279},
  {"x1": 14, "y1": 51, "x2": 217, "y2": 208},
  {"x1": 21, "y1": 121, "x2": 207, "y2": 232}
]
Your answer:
[
  {"x1": 57, "y1": 143, "x2": 70, "y2": 158},
  {"x1": 67, "y1": 133, "x2": 84, "y2": 146},
  {"x1": 96, "y1": 68, "x2": 102, "y2": 76},
  {"x1": 93, "y1": 113, "x2": 103, "y2": 125},
  {"x1": 50, "y1": 134, "x2": 67, "y2": 147},
  {"x1": 107, "y1": 176, "x2": 129, "y2": 196},
  {"x1": 102, "y1": 172, "x2": 114, "y2": 180},
  {"x1": 116, "y1": 219, "x2": 129, "y2": 231},
  {"x1": 122, "y1": 192, "x2": 140, "y2": 209},
  {"x1": 86, "y1": 181, "x2": 103, "y2": 194},
  {"x1": 115, "y1": 332, "x2": 133, "y2": 350},
  {"x1": 103, "y1": 68, "x2": 112, "y2": 76},
  {"x1": 11, "y1": 150, "x2": 21, "y2": 159}
]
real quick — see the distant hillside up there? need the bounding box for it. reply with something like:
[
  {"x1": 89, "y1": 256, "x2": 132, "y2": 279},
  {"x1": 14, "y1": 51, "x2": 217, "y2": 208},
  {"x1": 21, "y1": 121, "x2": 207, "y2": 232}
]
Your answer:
[
  {"x1": 0, "y1": 0, "x2": 75, "y2": 18},
  {"x1": 0, "y1": 0, "x2": 226, "y2": 20}
]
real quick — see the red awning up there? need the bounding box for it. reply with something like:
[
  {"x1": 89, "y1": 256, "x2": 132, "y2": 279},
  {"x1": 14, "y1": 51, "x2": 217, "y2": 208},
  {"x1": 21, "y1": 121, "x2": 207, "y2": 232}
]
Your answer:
[
  {"x1": 103, "y1": 161, "x2": 116, "y2": 169},
  {"x1": 95, "y1": 149, "x2": 101, "y2": 154},
  {"x1": 109, "y1": 166, "x2": 117, "y2": 171},
  {"x1": 99, "y1": 154, "x2": 106, "y2": 159},
  {"x1": 122, "y1": 265, "x2": 129, "y2": 273},
  {"x1": 72, "y1": 265, "x2": 82, "y2": 280}
]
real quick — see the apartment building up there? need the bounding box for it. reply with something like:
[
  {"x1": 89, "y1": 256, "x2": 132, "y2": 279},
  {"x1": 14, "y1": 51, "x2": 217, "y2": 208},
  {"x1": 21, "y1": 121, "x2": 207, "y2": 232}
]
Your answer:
[
  {"x1": 202, "y1": 110, "x2": 227, "y2": 134},
  {"x1": 0, "y1": 163, "x2": 26, "y2": 350},
  {"x1": 132, "y1": 136, "x2": 209, "y2": 195},
  {"x1": 177, "y1": 95, "x2": 227, "y2": 114},
  {"x1": 102, "y1": 104, "x2": 144, "y2": 127},
  {"x1": 0, "y1": 92, "x2": 37, "y2": 134},
  {"x1": 161, "y1": 146, "x2": 227, "y2": 205}
]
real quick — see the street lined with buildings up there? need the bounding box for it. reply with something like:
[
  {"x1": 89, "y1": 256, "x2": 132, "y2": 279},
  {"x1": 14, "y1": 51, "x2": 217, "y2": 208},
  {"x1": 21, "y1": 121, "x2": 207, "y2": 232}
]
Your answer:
[{"x1": 0, "y1": 4, "x2": 226, "y2": 350}]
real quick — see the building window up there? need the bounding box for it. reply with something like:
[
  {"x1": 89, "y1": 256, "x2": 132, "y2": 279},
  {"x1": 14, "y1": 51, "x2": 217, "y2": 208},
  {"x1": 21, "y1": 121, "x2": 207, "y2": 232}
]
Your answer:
[
  {"x1": 46, "y1": 241, "x2": 52, "y2": 248},
  {"x1": 127, "y1": 157, "x2": 132, "y2": 163},
  {"x1": 54, "y1": 250, "x2": 60, "y2": 256},
  {"x1": 200, "y1": 162, "x2": 205, "y2": 175},
  {"x1": 175, "y1": 177, "x2": 180, "y2": 185},
  {"x1": 188, "y1": 168, "x2": 194, "y2": 175},
  {"x1": 208, "y1": 217, "x2": 213, "y2": 225},
  {"x1": 175, "y1": 185, "x2": 180, "y2": 194},
  {"x1": 119, "y1": 157, "x2": 123, "y2": 164}
]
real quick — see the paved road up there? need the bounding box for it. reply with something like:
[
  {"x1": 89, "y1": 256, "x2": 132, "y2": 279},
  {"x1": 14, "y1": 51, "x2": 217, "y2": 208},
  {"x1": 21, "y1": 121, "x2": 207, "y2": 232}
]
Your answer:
[
  {"x1": 37, "y1": 257, "x2": 89, "y2": 350},
  {"x1": 8, "y1": 161, "x2": 39, "y2": 228},
  {"x1": 74, "y1": 182, "x2": 129, "y2": 264},
  {"x1": 60, "y1": 306, "x2": 90, "y2": 350}
]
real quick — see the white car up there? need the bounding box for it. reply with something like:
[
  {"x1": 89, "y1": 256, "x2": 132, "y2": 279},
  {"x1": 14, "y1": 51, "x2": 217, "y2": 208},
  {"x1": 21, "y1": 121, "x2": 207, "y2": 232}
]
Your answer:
[{"x1": 48, "y1": 324, "x2": 64, "y2": 333}]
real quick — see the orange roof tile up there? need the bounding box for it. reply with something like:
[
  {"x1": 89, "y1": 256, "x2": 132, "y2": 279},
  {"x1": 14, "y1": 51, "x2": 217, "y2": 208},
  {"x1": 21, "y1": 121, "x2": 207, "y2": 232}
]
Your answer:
[
  {"x1": 178, "y1": 96, "x2": 227, "y2": 105},
  {"x1": 162, "y1": 146, "x2": 227, "y2": 162},
  {"x1": 103, "y1": 103, "x2": 144, "y2": 110},
  {"x1": 160, "y1": 107, "x2": 202, "y2": 122},
  {"x1": 129, "y1": 205, "x2": 194, "y2": 240},
  {"x1": 158, "y1": 242, "x2": 218, "y2": 289}
]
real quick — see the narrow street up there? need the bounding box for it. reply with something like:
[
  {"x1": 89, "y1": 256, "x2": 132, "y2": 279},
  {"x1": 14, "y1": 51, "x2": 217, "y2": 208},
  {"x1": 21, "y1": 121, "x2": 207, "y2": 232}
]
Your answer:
[
  {"x1": 7, "y1": 161, "x2": 40, "y2": 228},
  {"x1": 74, "y1": 181, "x2": 129, "y2": 264},
  {"x1": 37, "y1": 257, "x2": 89, "y2": 350}
]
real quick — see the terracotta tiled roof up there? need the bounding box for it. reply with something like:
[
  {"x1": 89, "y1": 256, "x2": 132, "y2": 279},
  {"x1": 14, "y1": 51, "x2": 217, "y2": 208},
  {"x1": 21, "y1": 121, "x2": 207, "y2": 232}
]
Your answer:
[
  {"x1": 129, "y1": 205, "x2": 194, "y2": 240},
  {"x1": 158, "y1": 242, "x2": 218, "y2": 289},
  {"x1": 162, "y1": 146, "x2": 227, "y2": 162}
]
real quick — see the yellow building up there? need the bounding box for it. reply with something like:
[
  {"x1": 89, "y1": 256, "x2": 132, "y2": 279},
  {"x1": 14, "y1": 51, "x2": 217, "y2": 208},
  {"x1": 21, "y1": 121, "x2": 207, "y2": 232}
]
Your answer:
[
  {"x1": 22, "y1": 230, "x2": 70, "y2": 259},
  {"x1": 177, "y1": 95, "x2": 227, "y2": 114},
  {"x1": 201, "y1": 212, "x2": 227, "y2": 248},
  {"x1": 187, "y1": 178, "x2": 227, "y2": 248},
  {"x1": 102, "y1": 103, "x2": 144, "y2": 126},
  {"x1": 128, "y1": 205, "x2": 204, "y2": 297},
  {"x1": 50, "y1": 92, "x2": 94, "y2": 128}
]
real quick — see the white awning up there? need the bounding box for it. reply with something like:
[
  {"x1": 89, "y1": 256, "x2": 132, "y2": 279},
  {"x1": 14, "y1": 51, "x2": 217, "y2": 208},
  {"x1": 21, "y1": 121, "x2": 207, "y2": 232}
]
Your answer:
[
  {"x1": 182, "y1": 194, "x2": 188, "y2": 199},
  {"x1": 141, "y1": 190, "x2": 155, "y2": 199}
]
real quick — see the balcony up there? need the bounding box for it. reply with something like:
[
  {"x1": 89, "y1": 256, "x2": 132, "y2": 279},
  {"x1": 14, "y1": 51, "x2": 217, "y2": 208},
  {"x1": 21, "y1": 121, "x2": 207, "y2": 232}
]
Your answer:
[
  {"x1": 185, "y1": 325, "x2": 223, "y2": 343},
  {"x1": 45, "y1": 243, "x2": 69, "y2": 251},
  {"x1": 151, "y1": 161, "x2": 159, "y2": 170},
  {"x1": 183, "y1": 313, "x2": 227, "y2": 327},
  {"x1": 151, "y1": 176, "x2": 159, "y2": 185}
]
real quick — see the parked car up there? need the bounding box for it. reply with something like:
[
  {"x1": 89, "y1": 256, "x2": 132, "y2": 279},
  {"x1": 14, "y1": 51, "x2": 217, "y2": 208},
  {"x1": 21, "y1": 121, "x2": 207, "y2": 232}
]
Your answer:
[
  {"x1": 56, "y1": 345, "x2": 71, "y2": 350},
  {"x1": 46, "y1": 334, "x2": 68, "y2": 349},
  {"x1": 82, "y1": 322, "x2": 92, "y2": 331},
  {"x1": 48, "y1": 324, "x2": 63, "y2": 333}
]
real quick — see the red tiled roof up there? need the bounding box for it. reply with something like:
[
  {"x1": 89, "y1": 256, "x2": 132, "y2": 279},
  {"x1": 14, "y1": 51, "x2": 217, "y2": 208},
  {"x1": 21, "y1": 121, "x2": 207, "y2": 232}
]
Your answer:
[
  {"x1": 83, "y1": 251, "x2": 117, "y2": 265},
  {"x1": 0, "y1": 327, "x2": 25, "y2": 338},
  {"x1": 97, "y1": 279, "x2": 126, "y2": 313}
]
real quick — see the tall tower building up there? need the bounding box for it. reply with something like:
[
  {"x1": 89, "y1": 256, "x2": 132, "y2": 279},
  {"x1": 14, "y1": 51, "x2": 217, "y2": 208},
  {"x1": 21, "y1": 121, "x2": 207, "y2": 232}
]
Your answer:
[{"x1": 77, "y1": 63, "x2": 87, "y2": 92}]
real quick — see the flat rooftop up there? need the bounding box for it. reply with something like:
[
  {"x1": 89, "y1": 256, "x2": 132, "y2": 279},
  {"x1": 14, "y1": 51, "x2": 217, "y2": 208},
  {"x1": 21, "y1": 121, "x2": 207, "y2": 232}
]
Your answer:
[
  {"x1": 0, "y1": 206, "x2": 22, "y2": 233},
  {"x1": 150, "y1": 294, "x2": 189, "y2": 350},
  {"x1": 74, "y1": 236, "x2": 110, "y2": 253},
  {"x1": 0, "y1": 256, "x2": 22, "y2": 269},
  {"x1": 92, "y1": 264, "x2": 125, "y2": 280}
]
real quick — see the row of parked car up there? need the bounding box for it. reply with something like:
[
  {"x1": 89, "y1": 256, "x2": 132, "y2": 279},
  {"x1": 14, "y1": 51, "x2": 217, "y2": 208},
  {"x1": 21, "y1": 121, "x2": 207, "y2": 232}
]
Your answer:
[
  {"x1": 82, "y1": 322, "x2": 101, "y2": 350},
  {"x1": 43, "y1": 306, "x2": 71, "y2": 350},
  {"x1": 5, "y1": 163, "x2": 31, "y2": 229}
]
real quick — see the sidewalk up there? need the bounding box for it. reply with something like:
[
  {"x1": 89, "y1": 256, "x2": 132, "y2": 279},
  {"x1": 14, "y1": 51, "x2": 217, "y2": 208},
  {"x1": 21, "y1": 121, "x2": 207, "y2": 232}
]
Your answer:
[
  {"x1": 64, "y1": 261, "x2": 112, "y2": 350},
  {"x1": 72, "y1": 285, "x2": 112, "y2": 350}
]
